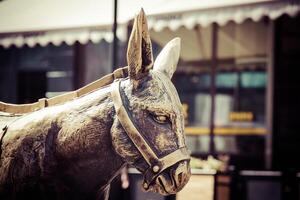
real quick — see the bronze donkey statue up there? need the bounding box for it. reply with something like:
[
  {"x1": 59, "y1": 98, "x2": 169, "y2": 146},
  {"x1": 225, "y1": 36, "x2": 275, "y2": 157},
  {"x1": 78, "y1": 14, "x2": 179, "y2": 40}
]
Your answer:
[{"x1": 0, "y1": 9, "x2": 191, "y2": 200}]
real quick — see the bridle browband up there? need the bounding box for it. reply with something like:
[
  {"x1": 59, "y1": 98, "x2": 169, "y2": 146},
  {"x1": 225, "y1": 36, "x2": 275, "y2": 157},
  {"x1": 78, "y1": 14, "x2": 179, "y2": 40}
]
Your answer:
[{"x1": 110, "y1": 80, "x2": 190, "y2": 189}]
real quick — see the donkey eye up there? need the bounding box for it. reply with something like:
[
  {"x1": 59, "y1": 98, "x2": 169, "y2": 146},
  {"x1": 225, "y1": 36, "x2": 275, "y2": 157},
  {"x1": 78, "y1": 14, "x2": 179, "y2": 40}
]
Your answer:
[{"x1": 153, "y1": 115, "x2": 168, "y2": 123}]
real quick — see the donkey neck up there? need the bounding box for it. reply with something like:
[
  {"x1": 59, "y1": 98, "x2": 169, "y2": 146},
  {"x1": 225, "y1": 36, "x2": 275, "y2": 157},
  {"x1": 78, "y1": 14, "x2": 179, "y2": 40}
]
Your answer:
[{"x1": 52, "y1": 84, "x2": 125, "y2": 197}]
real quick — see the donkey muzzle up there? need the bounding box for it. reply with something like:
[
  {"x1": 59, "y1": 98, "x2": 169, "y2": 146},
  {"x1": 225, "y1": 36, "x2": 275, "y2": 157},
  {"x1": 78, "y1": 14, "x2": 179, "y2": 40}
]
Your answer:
[
  {"x1": 141, "y1": 147, "x2": 191, "y2": 195},
  {"x1": 144, "y1": 160, "x2": 191, "y2": 195}
]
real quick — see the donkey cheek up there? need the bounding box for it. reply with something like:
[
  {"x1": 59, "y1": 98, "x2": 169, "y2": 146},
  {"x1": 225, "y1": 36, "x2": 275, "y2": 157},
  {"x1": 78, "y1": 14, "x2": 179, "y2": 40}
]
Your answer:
[{"x1": 155, "y1": 134, "x2": 175, "y2": 149}]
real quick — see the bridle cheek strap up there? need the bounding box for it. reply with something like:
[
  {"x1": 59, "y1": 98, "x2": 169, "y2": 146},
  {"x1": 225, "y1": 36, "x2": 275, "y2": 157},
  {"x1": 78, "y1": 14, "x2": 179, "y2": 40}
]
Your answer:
[{"x1": 111, "y1": 81, "x2": 190, "y2": 188}]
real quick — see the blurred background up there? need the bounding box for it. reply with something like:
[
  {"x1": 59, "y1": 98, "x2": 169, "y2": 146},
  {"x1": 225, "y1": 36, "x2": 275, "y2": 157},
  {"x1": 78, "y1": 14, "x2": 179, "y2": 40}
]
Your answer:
[{"x1": 1, "y1": 0, "x2": 300, "y2": 199}]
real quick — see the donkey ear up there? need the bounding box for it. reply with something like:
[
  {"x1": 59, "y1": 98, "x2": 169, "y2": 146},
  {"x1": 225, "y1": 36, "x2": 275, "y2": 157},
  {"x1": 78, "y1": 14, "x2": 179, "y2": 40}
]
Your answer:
[
  {"x1": 153, "y1": 37, "x2": 181, "y2": 79},
  {"x1": 127, "y1": 9, "x2": 153, "y2": 86}
]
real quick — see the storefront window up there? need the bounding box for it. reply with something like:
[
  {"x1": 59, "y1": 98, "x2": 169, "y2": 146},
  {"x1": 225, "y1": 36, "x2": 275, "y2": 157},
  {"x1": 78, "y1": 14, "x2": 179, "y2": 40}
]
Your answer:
[
  {"x1": 174, "y1": 70, "x2": 266, "y2": 126},
  {"x1": 152, "y1": 19, "x2": 269, "y2": 169}
]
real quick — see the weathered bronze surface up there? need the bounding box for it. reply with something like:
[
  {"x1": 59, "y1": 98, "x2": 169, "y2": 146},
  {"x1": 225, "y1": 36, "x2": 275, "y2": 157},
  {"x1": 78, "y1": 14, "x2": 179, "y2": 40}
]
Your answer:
[{"x1": 0, "y1": 9, "x2": 191, "y2": 200}]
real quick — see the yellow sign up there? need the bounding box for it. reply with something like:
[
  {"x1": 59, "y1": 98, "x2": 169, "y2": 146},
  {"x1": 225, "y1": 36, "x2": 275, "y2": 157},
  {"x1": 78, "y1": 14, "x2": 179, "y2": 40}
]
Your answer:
[{"x1": 229, "y1": 112, "x2": 254, "y2": 122}]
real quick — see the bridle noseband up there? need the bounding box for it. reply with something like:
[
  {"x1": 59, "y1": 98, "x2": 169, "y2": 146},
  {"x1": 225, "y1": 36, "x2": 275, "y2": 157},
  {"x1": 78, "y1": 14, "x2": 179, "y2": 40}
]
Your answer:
[{"x1": 111, "y1": 80, "x2": 190, "y2": 189}]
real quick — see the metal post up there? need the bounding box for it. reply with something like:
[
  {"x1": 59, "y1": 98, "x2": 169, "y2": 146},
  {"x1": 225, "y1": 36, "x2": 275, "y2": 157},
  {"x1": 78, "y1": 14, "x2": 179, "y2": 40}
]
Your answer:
[
  {"x1": 209, "y1": 23, "x2": 218, "y2": 155},
  {"x1": 265, "y1": 20, "x2": 274, "y2": 169},
  {"x1": 111, "y1": 0, "x2": 118, "y2": 71}
]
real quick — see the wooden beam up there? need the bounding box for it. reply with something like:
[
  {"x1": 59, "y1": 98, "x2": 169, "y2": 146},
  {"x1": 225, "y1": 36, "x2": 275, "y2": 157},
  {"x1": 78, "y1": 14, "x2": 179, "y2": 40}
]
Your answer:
[{"x1": 209, "y1": 23, "x2": 218, "y2": 155}]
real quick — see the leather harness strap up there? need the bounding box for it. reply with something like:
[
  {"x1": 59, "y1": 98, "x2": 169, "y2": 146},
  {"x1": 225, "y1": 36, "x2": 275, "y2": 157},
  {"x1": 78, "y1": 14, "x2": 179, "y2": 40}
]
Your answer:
[
  {"x1": 111, "y1": 81, "x2": 159, "y2": 165},
  {"x1": 0, "y1": 67, "x2": 128, "y2": 114},
  {"x1": 110, "y1": 80, "x2": 190, "y2": 188},
  {"x1": 0, "y1": 125, "x2": 8, "y2": 156}
]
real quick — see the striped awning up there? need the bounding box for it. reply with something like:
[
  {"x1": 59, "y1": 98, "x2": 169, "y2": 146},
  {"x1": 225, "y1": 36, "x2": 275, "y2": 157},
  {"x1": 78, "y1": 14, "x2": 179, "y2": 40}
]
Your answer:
[{"x1": 0, "y1": 0, "x2": 299, "y2": 48}]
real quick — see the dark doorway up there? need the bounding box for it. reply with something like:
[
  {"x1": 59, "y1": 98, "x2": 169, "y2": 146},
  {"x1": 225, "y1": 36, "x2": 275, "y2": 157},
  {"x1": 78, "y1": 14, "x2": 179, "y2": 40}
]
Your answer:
[
  {"x1": 273, "y1": 15, "x2": 300, "y2": 170},
  {"x1": 17, "y1": 70, "x2": 47, "y2": 104}
]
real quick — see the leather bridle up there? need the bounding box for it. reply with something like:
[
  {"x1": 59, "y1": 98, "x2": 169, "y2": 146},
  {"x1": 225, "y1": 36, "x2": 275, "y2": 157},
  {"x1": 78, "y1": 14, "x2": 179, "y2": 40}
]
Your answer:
[{"x1": 110, "y1": 80, "x2": 190, "y2": 189}]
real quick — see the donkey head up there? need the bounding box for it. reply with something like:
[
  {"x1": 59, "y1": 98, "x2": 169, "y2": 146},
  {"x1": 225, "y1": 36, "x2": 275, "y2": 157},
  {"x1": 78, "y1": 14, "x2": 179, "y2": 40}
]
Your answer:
[{"x1": 111, "y1": 9, "x2": 191, "y2": 195}]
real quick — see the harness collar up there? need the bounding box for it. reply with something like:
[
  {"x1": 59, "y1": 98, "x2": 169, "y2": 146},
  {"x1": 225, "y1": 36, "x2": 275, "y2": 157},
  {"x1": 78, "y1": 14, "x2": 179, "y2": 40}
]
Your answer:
[{"x1": 110, "y1": 80, "x2": 190, "y2": 188}]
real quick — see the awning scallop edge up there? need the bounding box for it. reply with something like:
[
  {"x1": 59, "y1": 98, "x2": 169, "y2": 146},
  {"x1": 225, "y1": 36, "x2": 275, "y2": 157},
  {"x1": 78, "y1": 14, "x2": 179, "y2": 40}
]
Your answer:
[
  {"x1": 0, "y1": 27, "x2": 127, "y2": 49},
  {"x1": 147, "y1": 1, "x2": 300, "y2": 31}
]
